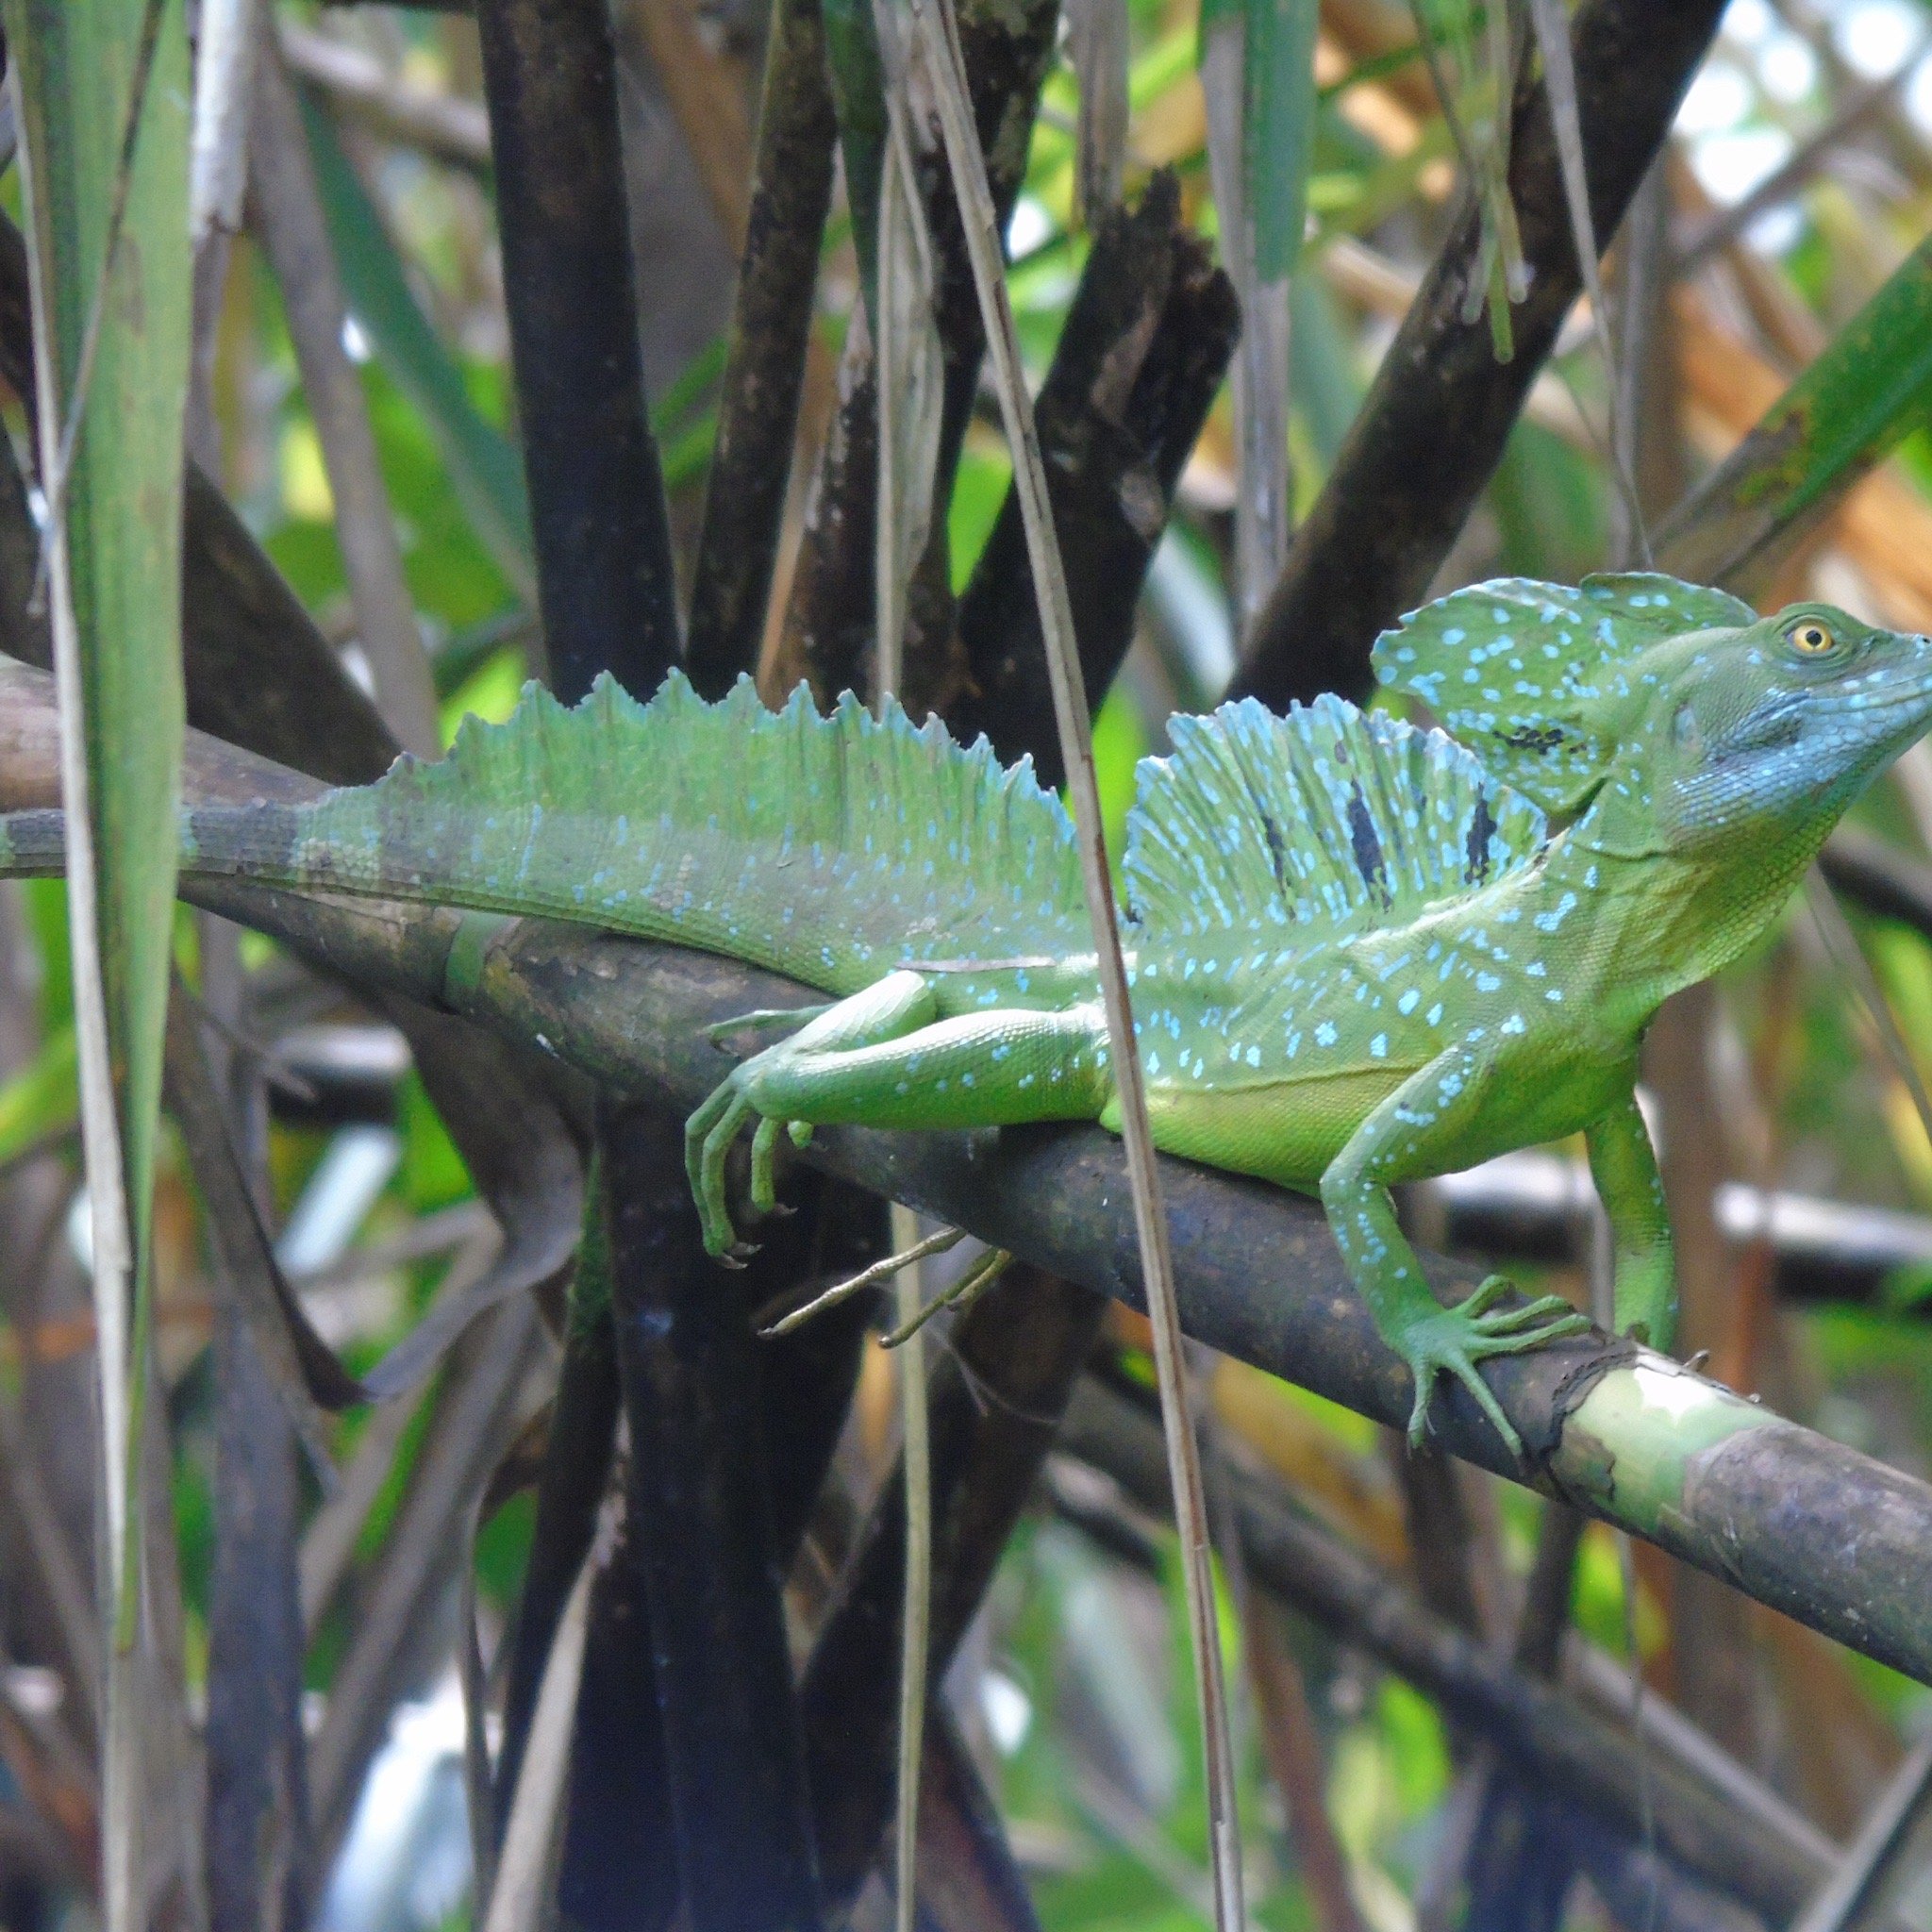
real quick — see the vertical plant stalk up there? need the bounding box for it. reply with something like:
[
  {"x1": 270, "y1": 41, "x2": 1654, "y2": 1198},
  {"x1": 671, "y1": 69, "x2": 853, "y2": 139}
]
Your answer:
[
  {"x1": 1524, "y1": 0, "x2": 1642, "y2": 552},
  {"x1": 1198, "y1": 0, "x2": 1301, "y2": 632},
  {"x1": 5, "y1": 7, "x2": 193, "y2": 1929},
  {"x1": 190, "y1": 0, "x2": 264, "y2": 246},
  {"x1": 904, "y1": 0, "x2": 1243, "y2": 1922},
  {"x1": 197, "y1": 932, "x2": 308, "y2": 1932},
  {"x1": 889, "y1": 1206, "x2": 929, "y2": 1932},
  {"x1": 187, "y1": 0, "x2": 264, "y2": 473},
  {"x1": 869, "y1": 92, "x2": 941, "y2": 1896},
  {"x1": 600, "y1": 1107, "x2": 825, "y2": 1932},
  {"x1": 1065, "y1": 0, "x2": 1127, "y2": 222},
  {"x1": 18, "y1": 225, "x2": 144, "y2": 1932}
]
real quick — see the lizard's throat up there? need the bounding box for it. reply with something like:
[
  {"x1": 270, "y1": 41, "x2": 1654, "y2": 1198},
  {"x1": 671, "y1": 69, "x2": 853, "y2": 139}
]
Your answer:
[{"x1": 1549, "y1": 788, "x2": 1831, "y2": 1003}]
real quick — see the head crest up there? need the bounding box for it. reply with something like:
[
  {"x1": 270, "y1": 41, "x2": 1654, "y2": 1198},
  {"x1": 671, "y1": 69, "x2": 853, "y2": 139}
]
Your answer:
[{"x1": 1372, "y1": 574, "x2": 1757, "y2": 812}]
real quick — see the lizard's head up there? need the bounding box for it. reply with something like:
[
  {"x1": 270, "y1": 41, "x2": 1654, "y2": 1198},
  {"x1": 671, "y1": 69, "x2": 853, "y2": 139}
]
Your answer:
[
  {"x1": 1374, "y1": 574, "x2": 1932, "y2": 852},
  {"x1": 1630, "y1": 602, "x2": 1932, "y2": 851}
]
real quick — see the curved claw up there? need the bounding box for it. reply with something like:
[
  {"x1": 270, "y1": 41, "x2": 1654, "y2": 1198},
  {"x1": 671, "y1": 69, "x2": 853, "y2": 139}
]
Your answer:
[{"x1": 1401, "y1": 1277, "x2": 1591, "y2": 1459}]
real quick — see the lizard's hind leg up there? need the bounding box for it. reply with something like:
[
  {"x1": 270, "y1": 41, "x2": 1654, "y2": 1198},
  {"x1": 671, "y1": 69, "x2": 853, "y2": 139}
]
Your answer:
[
  {"x1": 689, "y1": 970, "x2": 938, "y2": 1257},
  {"x1": 688, "y1": 972, "x2": 1110, "y2": 1257}
]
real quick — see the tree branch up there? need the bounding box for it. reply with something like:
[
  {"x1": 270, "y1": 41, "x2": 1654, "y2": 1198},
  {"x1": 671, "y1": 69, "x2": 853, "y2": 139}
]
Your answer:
[
  {"x1": 1, "y1": 659, "x2": 1907, "y2": 1686},
  {"x1": 474, "y1": 0, "x2": 681, "y2": 696}
]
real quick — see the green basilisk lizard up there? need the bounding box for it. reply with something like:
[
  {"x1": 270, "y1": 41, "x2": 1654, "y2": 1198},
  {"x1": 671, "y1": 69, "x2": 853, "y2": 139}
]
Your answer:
[{"x1": 5, "y1": 573, "x2": 1926, "y2": 1449}]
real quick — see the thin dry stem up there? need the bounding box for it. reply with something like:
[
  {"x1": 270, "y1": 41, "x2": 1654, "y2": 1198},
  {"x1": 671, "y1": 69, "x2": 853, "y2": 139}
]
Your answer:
[{"x1": 758, "y1": 1224, "x2": 964, "y2": 1338}]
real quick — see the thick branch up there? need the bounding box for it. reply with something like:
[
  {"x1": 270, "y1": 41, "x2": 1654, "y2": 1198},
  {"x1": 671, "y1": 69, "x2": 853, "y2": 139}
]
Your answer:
[
  {"x1": 800, "y1": 1266, "x2": 1107, "y2": 1907},
  {"x1": 600, "y1": 1108, "x2": 824, "y2": 1929},
  {"x1": 475, "y1": 0, "x2": 680, "y2": 697},
  {"x1": 1236, "y1": 0, "x2": 1725, "y2": 708}
]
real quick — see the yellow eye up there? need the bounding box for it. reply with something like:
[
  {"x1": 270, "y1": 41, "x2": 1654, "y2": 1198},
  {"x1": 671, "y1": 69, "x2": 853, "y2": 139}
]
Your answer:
[{"x1": 1788, "y1": 620, "x2": 1836, "y2": 655}]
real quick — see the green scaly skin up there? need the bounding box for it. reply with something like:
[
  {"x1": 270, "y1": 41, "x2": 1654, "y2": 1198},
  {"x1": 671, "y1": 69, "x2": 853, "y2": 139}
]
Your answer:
[{"x1": 3, "y1": 574, "x2": 1926, "y2": 1454}]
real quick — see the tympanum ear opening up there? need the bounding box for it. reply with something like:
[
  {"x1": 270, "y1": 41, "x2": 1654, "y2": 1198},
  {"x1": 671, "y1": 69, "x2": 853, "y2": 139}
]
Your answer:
[{"x1": 1372, "y1": 573, "x2": 1757, "y2": 816}]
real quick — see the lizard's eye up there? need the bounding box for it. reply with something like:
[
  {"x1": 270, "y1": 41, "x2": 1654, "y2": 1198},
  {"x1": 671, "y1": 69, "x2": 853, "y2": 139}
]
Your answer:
[{"x1": 1786, "y1": 620, "x2": 1837, "y2": 656}]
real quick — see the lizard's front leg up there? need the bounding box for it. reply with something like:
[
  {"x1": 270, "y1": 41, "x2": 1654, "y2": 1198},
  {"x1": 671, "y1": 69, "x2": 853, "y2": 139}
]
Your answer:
[
  {"x1": 688, "y1": 971, "x2": 1110, "y2": 1256},
  {"x1": 1585, "y1": 1085, "x2": 1676, "y2": 1349},
  {"x1": 1321, "y1": 1045, "x2": 1590, "y2": 1456}
]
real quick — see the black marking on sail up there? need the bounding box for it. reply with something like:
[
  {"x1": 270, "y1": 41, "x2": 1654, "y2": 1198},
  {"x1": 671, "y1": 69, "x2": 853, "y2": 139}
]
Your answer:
[
  {"x1": 1464, "y1": 791, "x2": 1497, "y2": 884},
  {"x1": 1502, "y1": 724, "x2": 1569, "y2": 752},
  {"x1": 1257, "y1": 808, "x2": 1291, "y2": 900},
  {"x1": 1347, "y1": 788, "x2": 1390, "y2": 905}
]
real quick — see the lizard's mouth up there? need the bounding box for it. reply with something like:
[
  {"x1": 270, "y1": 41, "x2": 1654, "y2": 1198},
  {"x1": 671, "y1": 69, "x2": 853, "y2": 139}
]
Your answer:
[{"x1": 1836, "y1": 637, "x2": 1932, "y2": 720}]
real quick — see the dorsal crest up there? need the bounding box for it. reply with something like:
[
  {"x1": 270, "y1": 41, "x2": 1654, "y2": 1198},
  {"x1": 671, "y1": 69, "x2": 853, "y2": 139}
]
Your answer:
[
  {"x1": 201, "y1": 670, "x2": 1090, "y2": 998},
  {"x1": 1372, "y1": 573, "x2": 1757, "y2": 813},
  {"x1": 1122, "y1": 693, "x2": 1546, "y2": 941}
]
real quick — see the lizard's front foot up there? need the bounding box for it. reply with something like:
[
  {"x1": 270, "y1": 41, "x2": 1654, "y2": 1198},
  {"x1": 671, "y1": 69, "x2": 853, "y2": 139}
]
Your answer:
[
  {"x1": 1397, "y1": 1275, "x2": 1590, "y2": 1457},
  {"x1": 683, "y1": 1061, "x2": 811, "y2": 1261}
]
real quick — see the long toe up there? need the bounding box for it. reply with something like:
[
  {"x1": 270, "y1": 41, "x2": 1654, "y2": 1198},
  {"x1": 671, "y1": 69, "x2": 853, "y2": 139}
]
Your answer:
[
  {"x1": 1405, "y1": 1374, "x2": 1438, "y2": 1449},
  {"x1": 1446, "y1": 1355, "x2": 1525, "y2": 1460},
  {"x1": 697, "y1": 1097, "x2": 754, "y2": 1256},
  {"x1": 1475, "y1": 1294, "x2": 1584, "y2": 1337},
  {"x1": 1482, "y1": 1312, "x2": 1591, "y2": 1355},
  {"x1": 1458, "y1": 1275, "x2": 1514, "y2": 1317},
  {"x1": 749, "y1": 1117, "x2": 781, "y2": 1212},
  {"x1": 685, "y1": 1085, "x2": 733, "y2": 1202}
]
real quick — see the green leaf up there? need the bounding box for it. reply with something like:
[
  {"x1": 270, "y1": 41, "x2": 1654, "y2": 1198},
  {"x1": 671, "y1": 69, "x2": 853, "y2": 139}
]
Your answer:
[
  {"x1": 4, "y1": 0, "x2": 192, "y2": 1923},
  {"x1": 7, "y1": 0, "x2": 192, "y2": 1441},
  {"x1": 1245, "y1": 0, "x2": 1319, "y2": 281},
  {"x1": 297, "y1": 87, "x2": 538, "y2": 608},
  {"x1": 0, "y1": 1024, "x2": 78, "y2": 1169},
  {"x1": 1658, "y1": 231, "x2": 1932, "y2": 590}
]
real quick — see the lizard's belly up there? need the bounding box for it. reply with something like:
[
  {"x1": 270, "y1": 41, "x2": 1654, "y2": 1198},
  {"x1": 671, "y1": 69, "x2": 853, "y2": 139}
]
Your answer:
[
  {"x1": 1131, "y1": 1066, "x2": 1420, "y2": 1188},
  {"x1": 1122, "y1": 1040, "x2": 1624, "y2": 1191}
]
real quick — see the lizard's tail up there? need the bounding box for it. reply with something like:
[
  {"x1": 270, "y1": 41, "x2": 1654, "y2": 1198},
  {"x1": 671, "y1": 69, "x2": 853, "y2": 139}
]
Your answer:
[{"x1": 0, "y1": 672, "x2": 1095, "y2": 997}]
